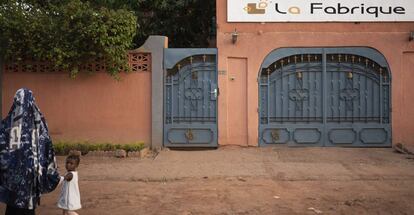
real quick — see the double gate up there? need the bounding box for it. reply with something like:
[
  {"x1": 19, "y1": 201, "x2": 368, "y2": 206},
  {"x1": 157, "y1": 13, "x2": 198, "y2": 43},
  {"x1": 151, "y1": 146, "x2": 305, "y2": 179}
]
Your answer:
[
  {"x1": 164, "y1": 49, "x2": 218, "y2": 147},
  {"x1": 259, "y1": 48, "x2": 391, "y2": 147}
]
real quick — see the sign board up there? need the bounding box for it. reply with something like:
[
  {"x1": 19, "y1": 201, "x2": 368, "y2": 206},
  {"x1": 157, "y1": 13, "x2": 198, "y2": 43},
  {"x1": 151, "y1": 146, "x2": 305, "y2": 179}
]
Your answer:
[{"x1": 227, "y1": 0, "x2": 414, "y2": 22}]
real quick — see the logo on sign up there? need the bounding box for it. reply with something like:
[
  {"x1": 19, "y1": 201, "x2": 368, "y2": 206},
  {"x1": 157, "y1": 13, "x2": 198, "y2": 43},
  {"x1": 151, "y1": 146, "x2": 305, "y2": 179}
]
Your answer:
[
  {"x1": 244, "y1": 1, "x2": 267, "y2": 14},
  {"x1": 244, "y1": 1, "x2": 301, "y2": 15}
]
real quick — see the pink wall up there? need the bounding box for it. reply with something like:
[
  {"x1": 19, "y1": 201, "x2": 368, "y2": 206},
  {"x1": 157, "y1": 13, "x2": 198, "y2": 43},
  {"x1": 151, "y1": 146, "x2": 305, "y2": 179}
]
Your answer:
[
  {"x1": 401, "y1": 52, "x2": 414, "y2": 145},
  {"x1": 217, "y1": 0, "x2": 414, "y2": 146},
  {"x1": 2, "y1": 67, "x2": 152, "y2": 144}
]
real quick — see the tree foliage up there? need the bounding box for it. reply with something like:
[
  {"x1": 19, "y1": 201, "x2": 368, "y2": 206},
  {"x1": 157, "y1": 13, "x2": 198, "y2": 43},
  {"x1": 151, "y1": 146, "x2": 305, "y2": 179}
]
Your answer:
[
  {"x1": 0, "y1": 0, "x2": 137, "y2": 77},
  {"x1": 88, "y1": 0, "x2": 216, "y2": 48},
  {"x1": 0, "y1": 0, "x2": 215, "y2": 77}
]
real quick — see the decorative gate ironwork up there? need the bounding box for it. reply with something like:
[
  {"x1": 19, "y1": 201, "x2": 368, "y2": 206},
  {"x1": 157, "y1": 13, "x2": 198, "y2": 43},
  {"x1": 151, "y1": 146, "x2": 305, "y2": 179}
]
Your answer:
[
  {"x1": 164, "y1": 49, "x2": 218, "y2": 147},
  {"x1": 259, "y1": 48, "x2": 391, "y2": 147}
]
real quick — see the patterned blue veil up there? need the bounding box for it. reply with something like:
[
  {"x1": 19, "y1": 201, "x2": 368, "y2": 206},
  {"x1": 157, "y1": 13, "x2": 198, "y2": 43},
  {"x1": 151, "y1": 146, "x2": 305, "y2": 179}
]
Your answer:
[{"x1": 0, "y1": 88, "x2": 60, "y2": 209}]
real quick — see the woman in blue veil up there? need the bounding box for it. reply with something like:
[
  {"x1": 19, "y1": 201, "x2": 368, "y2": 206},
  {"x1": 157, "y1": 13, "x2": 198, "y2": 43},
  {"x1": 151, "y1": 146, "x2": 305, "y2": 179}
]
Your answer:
[{"x1": 0, "y1": 88, "x2": 60, "y2": 214}]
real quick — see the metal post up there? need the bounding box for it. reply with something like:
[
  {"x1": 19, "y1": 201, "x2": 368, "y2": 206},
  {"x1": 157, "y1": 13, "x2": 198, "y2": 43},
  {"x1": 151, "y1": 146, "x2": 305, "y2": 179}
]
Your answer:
[
  {"x1": 379, "y1": 69, "x2": 383, "y2": 124},
  {"x1": 322, "y1": 49, "x2": 327, "y2": 146},
  {"x1": 267, "y1": 70, "x2": 270, "y2": 125}
]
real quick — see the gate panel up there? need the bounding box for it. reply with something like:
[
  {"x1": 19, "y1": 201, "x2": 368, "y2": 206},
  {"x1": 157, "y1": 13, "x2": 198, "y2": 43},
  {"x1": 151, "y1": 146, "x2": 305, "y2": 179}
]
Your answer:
[
  {"x1": 259, "y1": 48, "x2": 391, "y2": 147},
  {"x1": 259, "y1": 53, "x2": 324, "y2": 146},
  {"x1": 325, "y1": 52, "x2": 391, "y2": 147},
  {"x1": 164, "y1": 49, "x2": 218, "y2": 147}
]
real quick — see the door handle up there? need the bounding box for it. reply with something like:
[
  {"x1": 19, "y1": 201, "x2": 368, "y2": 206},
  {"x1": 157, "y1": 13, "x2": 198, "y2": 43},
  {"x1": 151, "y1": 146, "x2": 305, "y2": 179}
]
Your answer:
[{"x1": 211, "y1": 88, "x2": 218, "y2": 98}]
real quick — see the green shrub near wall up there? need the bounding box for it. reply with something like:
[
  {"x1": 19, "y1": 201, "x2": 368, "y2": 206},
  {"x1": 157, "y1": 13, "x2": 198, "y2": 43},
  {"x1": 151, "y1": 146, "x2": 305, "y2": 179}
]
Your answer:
[{"x1": 53, "y1": 141, "x2": 145, "y2": 155}]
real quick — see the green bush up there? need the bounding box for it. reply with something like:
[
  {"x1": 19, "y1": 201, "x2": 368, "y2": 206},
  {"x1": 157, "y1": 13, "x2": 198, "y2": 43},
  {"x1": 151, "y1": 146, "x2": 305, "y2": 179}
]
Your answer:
[
  {"x1": 52, "y1": 141, "x2": 145, "y2": 155},
  {"x1": 77, "y1": 143, "x2": 90, "y2": 155},
  {"x1": 102, "y1": 143, "x2": 116, "y2": 151},
  {"x1": 53, "y1": 142, "x2": 65, "y2": 155},
  {"x1": 0, "y1": 0, "x2": 137, "y2": 78},
  {"x1": 87, "y1": 144, "x2": 99, "y2": 152},
  {"x1": 123, "y1": 142, "x2": 145, "y2": 152}
]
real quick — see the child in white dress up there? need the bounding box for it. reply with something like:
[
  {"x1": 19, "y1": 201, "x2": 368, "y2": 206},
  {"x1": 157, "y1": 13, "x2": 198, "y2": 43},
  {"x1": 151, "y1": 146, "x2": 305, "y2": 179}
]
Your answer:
[{"x1": 58, "y1": 154, "x2": 82, "y2": 215}]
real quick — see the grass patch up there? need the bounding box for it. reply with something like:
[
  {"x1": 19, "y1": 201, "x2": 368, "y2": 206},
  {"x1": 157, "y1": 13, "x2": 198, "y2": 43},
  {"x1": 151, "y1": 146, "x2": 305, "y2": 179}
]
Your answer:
[{"x1": 53, "y1": 141, "x2": 145, "y2": 155}]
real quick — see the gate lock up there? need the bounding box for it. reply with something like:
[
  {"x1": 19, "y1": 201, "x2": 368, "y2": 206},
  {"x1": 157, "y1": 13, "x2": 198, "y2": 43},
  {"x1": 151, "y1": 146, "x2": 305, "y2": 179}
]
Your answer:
[
  {"x1": 271, "y1": 129, "x2": 280, "y2": 143},
  {"x1": 185, "y1": 129, "x2": 194, "y2": 141}
]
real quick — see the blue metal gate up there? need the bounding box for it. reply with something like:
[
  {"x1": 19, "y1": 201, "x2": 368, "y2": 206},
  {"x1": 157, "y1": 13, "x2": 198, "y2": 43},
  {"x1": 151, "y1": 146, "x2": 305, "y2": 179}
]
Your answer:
[
  {"x1": 259, "y1": 48, "x2": 391, "y2": 147},
  {"x1": 164, "y1": 49, "x2": 218, "y2": 147}
]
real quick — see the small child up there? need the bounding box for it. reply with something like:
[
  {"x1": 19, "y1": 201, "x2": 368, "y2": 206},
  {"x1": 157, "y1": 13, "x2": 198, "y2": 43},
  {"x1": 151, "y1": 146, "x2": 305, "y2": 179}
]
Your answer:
[{"x1": 58, "y1": 154, "x2": 82, "y2": 215}]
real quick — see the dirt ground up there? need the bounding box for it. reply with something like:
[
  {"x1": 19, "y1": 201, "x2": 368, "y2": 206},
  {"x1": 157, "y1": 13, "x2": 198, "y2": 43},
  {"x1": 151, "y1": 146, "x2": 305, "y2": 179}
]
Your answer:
[{"x1": 1, "y1": 147, "x2": 414, "y2": 214}]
